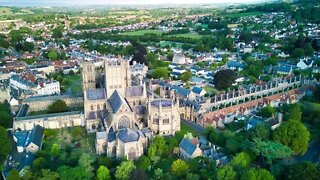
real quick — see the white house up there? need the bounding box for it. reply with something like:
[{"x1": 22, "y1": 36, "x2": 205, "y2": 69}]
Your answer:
[{"x1": 297, "y1": 58, "x2": 314, "y2": 70}]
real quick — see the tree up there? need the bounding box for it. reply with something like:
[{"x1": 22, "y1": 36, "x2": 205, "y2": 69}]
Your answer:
[
  {"x1": 51, "y1": 144, "x2": 59, "y2": 157},
  {"x1": 304, "y1": 43, "x2": 314, "y2": 56},
  {"x1": 288, "y1": 104, "x2": 302, "y2": 122},
  {"x1": 39, "y1": 169, "x2": 59, "y2": 180},
  {"x1": 78, "y1": 153, "x2": 95, "y2": 179},
  {"x1": 70, "y1": 127, "x2": 86, "y2": 141},
  {"x1": 48, "y1": 100, "x2": 68, "y2": 113},
  {"x1": 291, "y1": 48, "x2": 305, "y2": 58},
  {"x1": 231, "y1": 152, "x2": 253, "y2": 168},
  {"x1": 258, "y1": 105, "x2": 276, "y2": 118},
  {"x1": 7, "y1": 169, "x2": 20, "y2": 180},
  {"x1": 136, "y1": 155, "x2": 151, "y2": 171},
  {"x1": 148, "y1": 136, "x2": 166, "y2": 159},
  {"x1": 273, "y1": 120, "x2": 310, "y2": 155},
  {"x1": 151, "y1": 67, "x2": 169, "y2": 79},
  {"x1": 186, "y1": 173, "x2": 200, "y2": 180},
  {"x1": 0, "y1": 110, "x2": 12, "y2": 128},
  {"x1": 285, "y1": 162, "x2": 320, "y2": 180},
  {"x1": 181, "y1": 71, "x2": 192, "y2": 82},
  {"x1": 96, "y1": 165, "x2": 111, "y2": 180},
  {"x1": 33, "y1": 157, "x2": 48, "y2": 172},
  {"x1": 153, "y1": 168, "x2": 163, "y2": 180},
  {"x1": 214, "y1": 69, "x2": 236, "y2": 90},
  {"x1": 58, "y1": 165, "x2": 90, "y2": 180},
  {"x1": 250, "y1": 139, "x2": 293, "y2": 164},
  {"x1": 52, "y1": 28, "x2": 63, "y2": 39},
  {"x1": 240, "y1": 168, "x2": 275, "y2": 180},
  {"x1": 115, "y1": 160, "x2": 135, "y2": 180},
  {"x1": 129, "y1": 169, "x2": 148, "y2": 180},
  {"x1": 247, "y1": 124, "x2": 271, "y2": 141},
  {"x1": 171, "y1": 159, "x2": 189, "y2": 177},
  {"x1": 216, "y1": 165, "x2": 237, "y2": 180},
  {"x1": 48, "y1": 51, "x2": 58, "y2": 61},
  {"x1": 0, "y1": 126, "x2": 11, "y2": 165}
]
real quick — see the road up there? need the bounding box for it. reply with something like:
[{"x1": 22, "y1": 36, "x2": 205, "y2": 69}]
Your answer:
[
  {"x1": 280, "y1": 137, "x2": 320, "y2": 165},
  {"x1": 294, "y1": 137, "x2": 320, "y2": 163}
]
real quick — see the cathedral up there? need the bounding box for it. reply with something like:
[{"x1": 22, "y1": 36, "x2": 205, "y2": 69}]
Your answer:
[{"x1": 82, "y1": 57, "x2": 180, "y2": 159}]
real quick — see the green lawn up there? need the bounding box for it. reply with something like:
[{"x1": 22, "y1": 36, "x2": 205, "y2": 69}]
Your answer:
[
  {"x1": 223, "y1": 11, "x2": 266, "y2": 18},
  {"x1": 180, "y1": 122, "x2": 201, "y2": 137},
  {"x1": 0, "y1": 7, "x2": 13, "y2": 16},
  {"x1": 42, "y1": 127, "x2": 96, "y2": 154},
  {"x1": 204, "y1": 86, "x2": 217, "y2": 94},
  {"x1": 61, "y1": 74, "x2": 83, "y2": 95},
  {"x1": 121, "y1": 29, "x2": 163, "y2": 36},
  {"x1": 158, "y1": 41, "x2": 184, "y2": 48},
  {"x1": 168, "y1": 33, "x2": 204, "y2": 40}
]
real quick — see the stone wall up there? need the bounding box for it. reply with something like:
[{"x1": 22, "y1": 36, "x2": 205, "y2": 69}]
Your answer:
[{"x1": 23, "y1": 94, "x2": 83, "y2": 112}]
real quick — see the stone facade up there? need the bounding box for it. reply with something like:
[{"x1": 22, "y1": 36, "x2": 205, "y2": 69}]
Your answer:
[
  {"x1": 23, "y1": 94, "x2": 83, "y2": 112},
  {"x1": 147, "y1": 99, "x2": 180, "y2": 136},
  {"x1": 83, "y1": 57, "x2": 181, "y2": 158},
  {"x1": 13, "y1": 111, "x2": 84, "y2": 131}
]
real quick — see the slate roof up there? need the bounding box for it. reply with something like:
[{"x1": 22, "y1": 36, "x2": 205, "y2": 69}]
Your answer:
[
  {"x1": 179, "y1": 138, "x2": 197, "y2": 156},
  {"x1": 107, "y1": 132, "x2": 117, "y2": 142},
  {"x1": 16, "y1": 104, "x2": 29, "y2": 117},
  {"x1": 227, "y1": 60, "x2": 245, "y2": 68},
  {"x1": 192, "y1": 86, "x2": 204, "y2": 94},
  {"x1": 18, "y1": 152, "x2": 35, "y2": 172},
  {"x1": 248, "y1": 116, "x2": 263, "y2": 127},
  {"x1": 13, "y1": 131, "x2": 29, "y2": 147},
  {"x1": 190, "y1": 76, "x2": 206, "y2": 84},
  {"x1": 150, "y1": 99, "x2": 173, "y2": 107},
  {"x1": 274, "y1": 65, "x2": 293, "y2": 73},
  {"x1": 108, "y1": 90, "x2": 131, "y2": 113},
  {"x1": 28, "y1": 125, "x2": 43, "y2": 146},
  {"x1": 171, "y1": 85, "x2": 191, "y2": 97},
  {"x1": 118, "y1": 128, "x2": 139, "y2": 143},
  {"x1": 86, "y1": 88, "x2": 106, "y2": 100},
  {"x1": 125, "y1": 86, "x2": 143, "y2": 97}
]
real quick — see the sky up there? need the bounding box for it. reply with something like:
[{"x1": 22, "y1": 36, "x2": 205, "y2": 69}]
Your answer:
[{"x1": 0, "y1": 0, "x2": 268, "y2": 7}]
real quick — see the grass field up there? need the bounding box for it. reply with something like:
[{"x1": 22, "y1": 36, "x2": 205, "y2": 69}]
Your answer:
[
  {"x1": 204, "y1": 86, "x2": 217, "y2": 94},
  {"x1": 42, "y1": 127, "x2": 96, "y2": 154},
  {"x1": 168, "y1": 33, "x2": 204, "y2": 40},
  {"x1": 180, "y1": 122, "x2": 201, "y2": 137},
  {"x1": 121, "y1": 29, "x2": 163, "y2": 36},
  {"x1": 223, "y1": 11, "x2": 266, "y2": 18},
  {"x1": 159, "y1": 41, "x2": 184, "y2": 48},
  {"x1": 61, "y1": 74, "x2": 83, "y2": 95},
  {"x1": 0, "y1": 7, "x2": 12, "y2": 16}
]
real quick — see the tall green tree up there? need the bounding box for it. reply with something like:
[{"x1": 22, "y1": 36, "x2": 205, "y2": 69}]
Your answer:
[
  {"x1": 181, "y1": 71, "x2": 193, "y2": 82},
  {"x1": 0, "y1": 126, "x2": 11, "y2": 165},
  {"x1": 78, "y1": 153, "x2": 95, "y2": 179},
  {"x1": 7, "y1": 169, "x2": 20, "y2": 180},
  {"x1": 247, "y1": 124, "x2": 271, "y2": 141},
  {"x1": 285, "y1": 162, "x2": 320, "y2": 180},
  {"x1": 48, "y1": 100, "x2": 68, "y2": 113},
  {"x1": 250, "y1": 139, "x2": 293, "y2": 164},
  {"x1": 214, "y1": 69, "x2": 236, "y2": 90},
  {"x1": 39, "y1": 169, "x2": 59, "y2": 180},
  {"x1": 151, "y1": 67, "x2": 169, "y2": 79},
  {"x1": 258, "y1": 105, "x2": 276, "y2": 118},
  {"x1": 273, "y1": 120, "x2": 310, "y2": 155},
  {"x1": 240, "y1": 168, "x2": 275, "y2": 180},
  {"x1": 288, "y1": 104, "x2": 302, "y2": 122},
  {"x1": 96, "y1": 165, "x2": 111, "y2": 180},
  {"x1": 115, "y1": 160, "x2": 135, "y2": 180},
  {"x1": 171, "y1": 159, "x2": 189, "y2": 177},
  {"x1": 216, "y1": 165, "x2": 237, "y2": 180},
  {"x1": 148, "y1": 136, "x2": 166, "y2": 159},
  {"x1": 231, "y1": 152, "x2": 253, "y2": 169}
]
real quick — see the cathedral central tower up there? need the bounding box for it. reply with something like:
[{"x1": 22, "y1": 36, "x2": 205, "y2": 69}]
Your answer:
[{"x1": 104, "y1": 57, "x2": 131, "y2": 98}]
